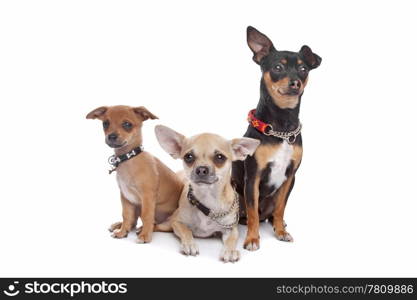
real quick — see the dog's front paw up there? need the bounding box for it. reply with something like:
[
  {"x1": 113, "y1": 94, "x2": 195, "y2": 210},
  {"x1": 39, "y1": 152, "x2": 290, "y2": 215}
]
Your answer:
[
  {"x1": 243, "y1": 236, "x2": 260, "y2": 251},
  {"x1": 180, "y1": 241, "x2": 199, "y2": 256},
  {"x1": 220, "y1": 249, "x2": 240, "y2": 263},
  {"x1": 135, "y1": 226, "x2": 143, "y2": 235},
  {"x1": 108, "y1": 222, "x2": 122, "y2": 232},
  {"x1": 275, "y1": 230, "x2": 293, "y2": 242},
  {"x1": 111, "y1": 229, "x2": 128, "y2": 239},
  {"x1": 137, "y1": 232, "x2": 152, "y2": 244}
]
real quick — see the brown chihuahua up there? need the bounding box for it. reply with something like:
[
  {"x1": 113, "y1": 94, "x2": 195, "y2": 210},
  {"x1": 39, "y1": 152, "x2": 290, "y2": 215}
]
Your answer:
[{"x1": 86, "y1": 105, "x2": 183, "y2": 243}]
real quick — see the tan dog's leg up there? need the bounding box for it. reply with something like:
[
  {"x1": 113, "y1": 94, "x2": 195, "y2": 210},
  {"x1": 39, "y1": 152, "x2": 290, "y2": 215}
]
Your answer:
[
  {"x1": 172, "y1": 221, "x2": 199, "y2": 256},
  {"x1": 108, "y1": 222, "x2": 122, "y2": 232},
  {"x1": 111, "y1": 194, "x2": 137, "y2": 238},
  {"x1": 220, "y1": 226, "x2": 240, "y2": 262},
  {"x1": 136, "y1": 221, "x2": 172, "y2": 234},
  {"x1": 137, "y1": 192, "x2": 156, "y2": 243},
  {"x1": 244, "y1": 174, "x2": 261, "y2": 251},
  {"x1": 154, "y1": 218, "x2": 173, "y2": 232},
  {"x1": 272, "y1": 175, "x2": 295, "y2": 242}
]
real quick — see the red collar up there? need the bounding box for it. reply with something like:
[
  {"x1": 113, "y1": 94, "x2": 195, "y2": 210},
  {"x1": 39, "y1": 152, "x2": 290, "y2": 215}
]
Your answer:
[
  {"x1": 247, "y1": 109, "x2": 302, "y2": 144},
  {"x1": 247, "y1": 109, "x2": 272, "y2": 134}
]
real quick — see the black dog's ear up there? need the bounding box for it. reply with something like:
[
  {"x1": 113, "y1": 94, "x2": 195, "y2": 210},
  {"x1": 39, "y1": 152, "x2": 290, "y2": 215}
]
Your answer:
[
  {"x1": 299, "y1": 45, "x2": 322, "y2": 69},
  {"x1": 247, "y1": 26, "x2": 274, "y2": 64}
]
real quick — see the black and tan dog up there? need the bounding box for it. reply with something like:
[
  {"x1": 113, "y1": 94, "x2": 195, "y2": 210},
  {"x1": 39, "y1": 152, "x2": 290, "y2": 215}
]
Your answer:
[{"x1": 232, "y1": 26, "x2": 321, "y2": 251}]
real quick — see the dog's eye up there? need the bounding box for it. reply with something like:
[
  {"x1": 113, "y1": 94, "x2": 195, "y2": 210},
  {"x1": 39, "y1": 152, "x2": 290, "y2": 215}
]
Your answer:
[
  {"x1": 273, "y1": 64, "x2": 284, "y2": 72},
  {"x1": 184, "y1": 153, "x2": 195, "y2": 163},
  {"x1": 103, "y1": 120, "x2": 110, "y2": 129},
  {"x1": 299, "y1": 66, "x2": 308, "y2": 73},
  {"x1": 214, "y1": 153, "x2": 226, "y2": 162},
  {"x1": 122, "y1": 121, "x2": 133, "y2": 130}
]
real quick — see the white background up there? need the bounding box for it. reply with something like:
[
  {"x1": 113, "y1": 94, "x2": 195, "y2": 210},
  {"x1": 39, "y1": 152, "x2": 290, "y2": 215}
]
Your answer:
[{"x1": 0, "y1": 0, "x2": 416, "y2": 277}]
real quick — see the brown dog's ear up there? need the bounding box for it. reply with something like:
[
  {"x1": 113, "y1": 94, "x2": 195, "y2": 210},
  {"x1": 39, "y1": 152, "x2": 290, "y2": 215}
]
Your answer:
[
  {"x1": 133, "y1": 106, "x2": 158, "y2": 121},
  {"x1": 299, "y1": 45, "x2": 322, "y2": 69},
  {"x1": 247, "y1": 26, "x2": 274, "y2": 64},
  {"x1": 230, "y1": 137, "x2": 260, "y2": 161},
  {"x1": 86, "y1": 106, "x2": 108, "y2": 119},
  {"x1": 154, "y1": 125, "x2": 185, "y2": 159}
]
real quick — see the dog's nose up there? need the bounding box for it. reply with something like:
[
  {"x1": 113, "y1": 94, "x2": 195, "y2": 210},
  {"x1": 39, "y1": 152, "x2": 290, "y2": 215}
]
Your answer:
[
  {"x1": 289, "y1": 79, "x2": 301, "y2": 90},
  {"x1": 195, "y1": 166, "x2": 209, "y2": 177},
  {"x1": 108, "y1": 133, "x2": 118, "y2": 141}
]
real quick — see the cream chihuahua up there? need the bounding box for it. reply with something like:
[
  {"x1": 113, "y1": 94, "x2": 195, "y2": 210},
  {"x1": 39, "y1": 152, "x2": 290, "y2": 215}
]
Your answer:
[{"x1": 154, "y1": 125, "x2": 259, "y2": 262}]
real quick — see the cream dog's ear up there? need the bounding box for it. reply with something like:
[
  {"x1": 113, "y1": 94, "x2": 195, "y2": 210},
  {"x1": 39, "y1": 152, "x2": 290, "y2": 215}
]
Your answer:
[
  {"x1": 154, "y1": 125, "x2": 186, "y2": 159},
  {"x1": 230, "y1": 137, "x2": 260, "y2": 161},
  {"x1": 86, "y1": 106, "x2": 107, "y2": 120}
]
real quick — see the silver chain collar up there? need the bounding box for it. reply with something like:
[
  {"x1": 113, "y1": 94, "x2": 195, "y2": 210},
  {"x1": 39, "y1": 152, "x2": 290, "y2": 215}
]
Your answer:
[
  {"x1": 208, "y1": 191, "x2": 239, "y2": 229},
  {"x1": 188, "y1": 188, "x2": 240, "y2": 229},
  {"x1": 264, "y1": 122, "x2": 302, "y2": 144}
]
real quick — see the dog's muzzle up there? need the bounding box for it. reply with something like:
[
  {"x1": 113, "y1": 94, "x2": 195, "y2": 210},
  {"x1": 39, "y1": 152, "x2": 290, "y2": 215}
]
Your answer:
[{"x1": 191, "y1": 166, "x2": 218, "y2": 184}]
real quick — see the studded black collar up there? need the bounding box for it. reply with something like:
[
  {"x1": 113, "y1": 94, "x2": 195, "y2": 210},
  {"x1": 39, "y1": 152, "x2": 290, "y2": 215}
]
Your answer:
[{"x1": 108, "y1": 145, "x2": 144, "y2": 174}]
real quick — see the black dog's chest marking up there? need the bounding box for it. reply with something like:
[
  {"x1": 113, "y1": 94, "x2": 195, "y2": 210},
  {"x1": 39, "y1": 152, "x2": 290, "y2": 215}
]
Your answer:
[{"x1": 257, "y1": 142, "x2": 294, "y2": 198}]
